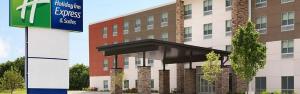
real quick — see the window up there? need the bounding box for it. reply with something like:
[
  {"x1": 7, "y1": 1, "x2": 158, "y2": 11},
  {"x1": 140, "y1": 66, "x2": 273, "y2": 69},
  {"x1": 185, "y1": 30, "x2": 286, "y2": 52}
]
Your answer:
[
  {"x1": 103, "y1": 59, "x2": 108, "y2": 71},
  {"x1": 102, "y1": 27, "x2": 108, "y2": 38},
  {"x1": 148, "y1": 35, "x2": 155, "y2": 39},
  {"x1": 256, "y1": 16, "x2": 267, "y2": 34},
  {"x1": 103, "y1": 80, "x2": 108, "y2": 89},
  {"x1": 124, "y1": 57, "x2": 129, "y2": 69},
  {"x1": 203, "y1": 0, "x2": 212, "y2": 15},
  {"x1": 282, "y1": 11, "x2": 295, "y2": 32},
  {"x1": 225, "y1": 0, "x2": 232, "y2": 11},
  {"x1": 256, "y1": 0, "x2": 267, "y2": 8},
  {"x1": 204, "y1": 23, "x2": 212, "y2": 39},
  {"x1": 225, "y1": 45, "x2": 232, "y2": 52},
  {"x1": 147, "y1": 16, "x2": 154, "y2": 30},
  {"x1": 226, "y1": 20, "x2": 232, "y2": 36},
  {"x1": 255, "y1": 77, "x2": 266, "y2": 94},
  {"x1": 184, "y1": 4, "x2": 192, "y2": 19},
  {"x1": 113, "y1": 58, "x2": 117, "y2": 68},
  {"x1": 135, "y1": 18, "x2": 141, "y2": 32},
  {"x1": 124, "y1": 39, "x2": 129, "y2": 43},
  {"x1": 124, "y1": 22, "x2": 129, "y2": 34},
  {"x1": 281, "y1": 0, "x2": 294, "y2": 4},
  {"x1": 161, "y1": 32, "x2": 168, "y2": 41},
  {"x1": 136, "y1": 37, "x2": 142, "y2": 41},
  {"x1": 281, "y1": 40, "x2": 294, "y2": 58},
  {"x1": 113, "y1": 24, "x2": 118, "y2": 36},
  {"x1": 124, "y1": 80, "x2": 129, "y2": 89},
  {"x1": 135, "y1": 57, "x2": 141, "y2": 67},
  {"x1": 135, "y1": 80, "x2": 138, "y2": 87},
  {"x1": 161, "y1": 12, "x2": 168, "y2": 27},
  {"x1": 199, "y1": 78, "x2": 215, "y2": 93},
  {"x1": 148, "y1": 59, "x2": 154, "y2": 66},
  {"x1": 184, "y1": 27, "x2": 192, "y2": 42},
  {"x1": 151, "y1": 79, "x2": 154, "y2": 88},
  {"x1": 282, "y1": 76, "x2": 294, "y2": 94}
]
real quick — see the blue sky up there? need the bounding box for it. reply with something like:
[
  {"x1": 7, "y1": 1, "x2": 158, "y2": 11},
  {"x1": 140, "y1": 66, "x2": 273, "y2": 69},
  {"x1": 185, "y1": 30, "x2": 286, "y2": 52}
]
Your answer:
[{"x1": 0, "y1": 0, "x2": 174, "y2": 66}]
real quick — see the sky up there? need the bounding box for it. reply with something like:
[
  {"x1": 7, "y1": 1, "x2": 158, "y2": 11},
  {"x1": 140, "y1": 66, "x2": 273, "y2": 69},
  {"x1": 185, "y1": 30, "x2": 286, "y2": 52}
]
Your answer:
[{"x1": 0, "y1": 0, "x2": 174, "y2": 66}]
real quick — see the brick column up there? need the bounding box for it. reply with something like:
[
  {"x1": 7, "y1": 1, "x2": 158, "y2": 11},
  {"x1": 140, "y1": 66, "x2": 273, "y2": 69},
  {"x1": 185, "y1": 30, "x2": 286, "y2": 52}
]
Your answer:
[
  {"x1": 216, "y1": 67, "x2": 231, "y2": 94},
  {"x1": 137, "y1": 66, "x2": 151, "y2": 94},
  {"x1": 110, "y1": 68, "x2": 123, "y2": 94},
  {"x1": 176, "y1": 0, "x2": 185, "y2": 93},
  {"x1": 159, "y1": 70, "x2": 170, "y2": 94},
  {"x1": 232, "y1": 0, "x2": 249, "y2": 32},
  {"x1": 184, "y1": 69, "x2": 196, "y2": 94}
]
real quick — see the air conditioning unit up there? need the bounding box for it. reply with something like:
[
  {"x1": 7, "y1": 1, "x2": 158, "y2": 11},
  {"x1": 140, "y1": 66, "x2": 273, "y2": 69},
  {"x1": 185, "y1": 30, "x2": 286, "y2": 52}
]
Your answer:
[
  {"x1": 281, "y1": 24, "x2": 294, "y2": 32},
  {"x1": 147, "y1": 25, "x2": 153, "y2": 30},
  {"x1": 135, "y1": 27, "x2": 141, "y2": 32},
  {"x1": 161, "y1": 22, "x2": 168, "y2": 27}
]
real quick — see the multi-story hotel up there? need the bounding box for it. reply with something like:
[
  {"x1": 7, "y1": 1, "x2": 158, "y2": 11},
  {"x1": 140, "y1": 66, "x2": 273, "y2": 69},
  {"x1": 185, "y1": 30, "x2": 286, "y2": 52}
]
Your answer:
[{"x1": 89, "y1": 0, "x2": 300, "y2": 93}]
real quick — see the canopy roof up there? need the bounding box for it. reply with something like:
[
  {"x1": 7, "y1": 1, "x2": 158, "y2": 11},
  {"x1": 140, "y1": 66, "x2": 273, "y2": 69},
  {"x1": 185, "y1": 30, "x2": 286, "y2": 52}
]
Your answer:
[{"x1": 97, "y1": 39, "x2": 230, "y2": 64}]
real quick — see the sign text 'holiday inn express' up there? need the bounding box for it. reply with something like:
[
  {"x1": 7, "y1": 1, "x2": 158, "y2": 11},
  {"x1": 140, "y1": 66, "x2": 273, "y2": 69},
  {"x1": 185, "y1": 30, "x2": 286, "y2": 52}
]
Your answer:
[{"x1": 9, "y1": 0, "x2": 83, "y2": 32}]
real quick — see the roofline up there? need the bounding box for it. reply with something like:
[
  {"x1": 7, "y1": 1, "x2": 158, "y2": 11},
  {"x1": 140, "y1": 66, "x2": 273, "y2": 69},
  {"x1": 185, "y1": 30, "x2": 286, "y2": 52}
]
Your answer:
[{"x1": 89, "y1": 1, "x2": 176, "y2": 25}]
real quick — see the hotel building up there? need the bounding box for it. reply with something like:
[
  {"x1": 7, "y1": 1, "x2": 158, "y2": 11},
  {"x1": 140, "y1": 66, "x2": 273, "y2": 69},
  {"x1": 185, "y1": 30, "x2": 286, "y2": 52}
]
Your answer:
[{"x1": 89, "y1": 0, "x2": 300, "y2": 93}]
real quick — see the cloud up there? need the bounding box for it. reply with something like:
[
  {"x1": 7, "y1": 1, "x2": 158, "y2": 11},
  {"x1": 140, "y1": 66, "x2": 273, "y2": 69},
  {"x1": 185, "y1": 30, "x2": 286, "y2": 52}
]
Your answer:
[{"x1": 0, "y1": 38, "x2": 9, "y2": 58}]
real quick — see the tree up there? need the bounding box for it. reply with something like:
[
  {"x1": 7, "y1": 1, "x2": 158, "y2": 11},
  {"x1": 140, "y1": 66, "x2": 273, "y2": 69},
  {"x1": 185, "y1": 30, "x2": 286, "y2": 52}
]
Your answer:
[
  {"x1": 230, "y1": 21, "x2": 266, "y2": 92},
  {"x1": 69, "y1": 64, "x2": 89, "y2": 90},
  {"x1": 0, "y1": 68, "x2": 24, "y2": 94},
  {"x1": 202, "y1": 51, "x2": 223, "y2": 83},
  {"x1": 0, "y1": 57, "x2": 25, "y2": 78}
]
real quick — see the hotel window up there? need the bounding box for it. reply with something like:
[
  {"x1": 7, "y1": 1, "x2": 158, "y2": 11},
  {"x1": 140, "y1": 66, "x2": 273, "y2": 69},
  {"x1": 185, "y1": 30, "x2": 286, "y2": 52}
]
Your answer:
[
  {"x1": 256, "y1": 16, "x2": 267, "y2": 34},
  {"x1": 184, "y1": 4, "x2": 192, "y2": 19},
  {"x1": 103, "y1": 80, "x2": 108, "y2": 89},
  {"x1": 282, "y1": 76, "x2": 294, "y2": 94},
  {"x1": 199, "y1": 78, "x2": 215, "y2": 93},
  {"x1": 124, "y1": 80, "x2": 129, "y2": 89},
  {"x1": 225, "y1": 45, "x2": 232, "y2": 52},
  {"x1": 161, "y1": 32, "x2": 169, "y2": 41},
  {"x1": 281, "y1": 0, "x2": 294, "y2": 4},
  {"x1": 124, "y1": 39, "x2": 130, "y2": 43},
  {"x1": 103, "y1": 59, "x2": 108, "y2": 71},
  {"x1": 255, "y1": 77, "x2": 266, "y2": 94},
  {"x1": 147, "y1": 16, "x2": 154, "y2": 30},
  {"x1": 161, "y1": 12, "x2": 168, "y2": 27},
  {"x1": 184, "y1": 27, "x2": 192, "y2": 42},
  {"x1": 113, "y1": 24, "x2": 118, "y2": 36},
  {"x1": 256, "y1": 0, "x2": 267, "y2": 8},
  {"x1": 225, "y1": 0, "x2": 232, "y2": 11},
  {"x1": 136, "y1": 37, "x2": 142, "y2": 41},
  {"x1": 151, "y1": 79, "x2": 154, "y2": 88},
  {"x1": 204, "y1": 23, "x2": 212, "y2": 39},
  {"x1": 226, "y1": 20, "x2": 232, "y2": 36},
  {"x1": 135, "y1": 57, "x2": 141, "y2": 67},
  {"x1": 148, "y1": 59, "x2": 154, "y2": 66},
  {"x1": 203, "y1": 0, "x2": 212, "y2": 15},
  {"x1": 282, "y1": 11, "x2": 295, "y2": 32},
  {"x1": 281, "y1": 40, "x2": 294, "y2": 58},
  {"x1": 124, "y1": 57, "x2": 129, "y2": 69},
  {"x1": 124, "y1": 21, "x2": 129, "y2": 34},
  {"x1": 148, "y1": 35, "x2": 155, "y2": 39},
  {"x1": 102, "y1": 27, "x2": 108, "y2": 38},
  {"x1": 135, "y1": 18, "x2": 141, "y2": 32}
]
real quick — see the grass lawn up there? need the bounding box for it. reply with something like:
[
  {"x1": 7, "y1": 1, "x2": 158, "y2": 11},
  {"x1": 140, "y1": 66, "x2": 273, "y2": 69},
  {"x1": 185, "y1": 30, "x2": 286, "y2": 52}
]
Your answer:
[{"x1": 0, "y1": 89, "x2": 26, "y2": 94}]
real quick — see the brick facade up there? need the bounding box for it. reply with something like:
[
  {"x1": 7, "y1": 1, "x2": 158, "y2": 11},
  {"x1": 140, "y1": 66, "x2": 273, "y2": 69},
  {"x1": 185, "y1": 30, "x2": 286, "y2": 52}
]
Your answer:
[{"x1": 176, "y1": 0, "x2": 185, "y2": 93}]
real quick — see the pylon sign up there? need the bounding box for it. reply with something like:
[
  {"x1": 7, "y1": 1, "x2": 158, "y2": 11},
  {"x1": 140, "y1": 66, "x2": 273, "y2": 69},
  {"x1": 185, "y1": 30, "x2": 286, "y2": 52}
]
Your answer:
[{"x1": 9, "y1": 0, "x2": 83, "y2": 32}]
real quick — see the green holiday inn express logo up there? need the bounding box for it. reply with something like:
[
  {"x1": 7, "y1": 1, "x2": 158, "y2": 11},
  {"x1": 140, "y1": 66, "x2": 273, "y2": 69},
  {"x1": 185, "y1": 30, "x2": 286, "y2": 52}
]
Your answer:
[
  {"x1": 9, "y1": 0, "x2": 83, "y2": 32},
  {"x1": 10, "y1": 0, "x2": 51, "y2": 28}
]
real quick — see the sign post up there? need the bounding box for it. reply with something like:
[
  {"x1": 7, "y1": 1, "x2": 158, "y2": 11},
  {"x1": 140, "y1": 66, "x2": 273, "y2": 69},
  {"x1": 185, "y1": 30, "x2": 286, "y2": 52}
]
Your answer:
[{"x1": 9, "y1": 0, "x2": 83, "y2": 94}]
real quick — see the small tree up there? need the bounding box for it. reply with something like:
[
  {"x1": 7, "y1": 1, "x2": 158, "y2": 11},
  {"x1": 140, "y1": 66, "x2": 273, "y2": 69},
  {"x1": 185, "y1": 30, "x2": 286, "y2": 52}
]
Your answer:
[
  {"x1": 0, "y1": 68, "x2": 24, "y2": 94},
  {"x1": 230, "y1": 21, "x2": 266, "y2": 92},
  {"x1": 69, "y1": 64, "x2": 89, "y2": 90},
  {"x1": 202, "y1": 51, "x2": 223, "y2": 83}
]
